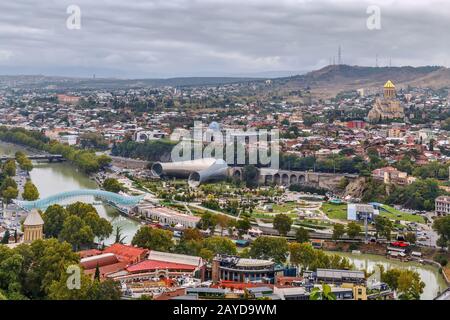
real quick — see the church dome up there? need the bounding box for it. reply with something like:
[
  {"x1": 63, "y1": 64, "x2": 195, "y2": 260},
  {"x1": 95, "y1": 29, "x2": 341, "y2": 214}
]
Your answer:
[
  {"x1": 24, "y1": 209, "x2": 44, "y2": 226},
  {"x1": 208, "y1": 121, "x2": 221, "y2": 131},
  {"x1": 384, "y1": 80, "x2": 395, "y2": 88}
]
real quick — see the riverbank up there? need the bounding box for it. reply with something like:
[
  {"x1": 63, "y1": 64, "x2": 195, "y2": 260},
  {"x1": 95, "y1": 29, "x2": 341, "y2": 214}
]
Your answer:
[{"x1": 325, "y1": 250, "x2": 448, "y2": 300}]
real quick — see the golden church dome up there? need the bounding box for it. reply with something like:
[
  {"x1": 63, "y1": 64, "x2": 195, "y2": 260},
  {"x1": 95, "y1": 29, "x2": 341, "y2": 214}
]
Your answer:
[{"x1": 384, "y1": 80, "x2": 395, "y2": 88}]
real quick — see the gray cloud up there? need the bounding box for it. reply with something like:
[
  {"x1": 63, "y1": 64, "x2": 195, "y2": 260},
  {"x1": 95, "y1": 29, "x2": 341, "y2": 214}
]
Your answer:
[{"x1": 0, "y1": 0, "x2": 449, "y2": 78}]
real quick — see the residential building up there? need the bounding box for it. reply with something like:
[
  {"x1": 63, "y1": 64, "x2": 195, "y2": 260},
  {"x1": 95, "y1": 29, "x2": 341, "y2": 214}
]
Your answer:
[
  {"x1": 136, "y1": 205, "x2": 200, "y2": 228},
  {"x1": 435, "y1": 195, "x2": 450, "y2": 215},
  {"x1": 211, "y1": 255, "x2": 284, "y2": 284},
  {"x1": 314, "y1": 269, "x2": 366, "y2": 285}
]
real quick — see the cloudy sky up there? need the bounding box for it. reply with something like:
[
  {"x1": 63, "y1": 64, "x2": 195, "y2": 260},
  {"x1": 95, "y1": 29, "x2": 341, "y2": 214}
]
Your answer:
[{"x1": 0, "y1": 0, "x2": 449, "y2": 78}]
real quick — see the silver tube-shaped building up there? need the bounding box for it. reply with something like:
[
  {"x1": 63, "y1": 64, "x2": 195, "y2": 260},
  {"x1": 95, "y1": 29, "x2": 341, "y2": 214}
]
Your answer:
[{"x1": 151, "y1": 158, "x2": 228, "y2": 187}]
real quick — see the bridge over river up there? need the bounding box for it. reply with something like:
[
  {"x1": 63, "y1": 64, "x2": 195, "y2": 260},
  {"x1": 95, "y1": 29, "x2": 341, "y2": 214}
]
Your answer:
[
  {"x1": 0, "y1": 154, "x2": 65, "y2": 162},
  {"x1": 14, "y1": 189, "x2": 144, "y2": 211}
]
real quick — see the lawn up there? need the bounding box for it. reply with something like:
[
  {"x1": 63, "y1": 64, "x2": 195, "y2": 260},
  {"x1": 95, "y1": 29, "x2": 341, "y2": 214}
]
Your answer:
[
  {"x1": 321, "y1": 202, "x2": 348, "y2": 220},
  {"x1": 379, "y1": 205, "x2": 425, "y2": 223},
  {"x1": 321, "y1": 202, "x2": 425, "y2": 223},
  {"x1": 253, "y1": 201, "x2": 298, "y2": 215}
]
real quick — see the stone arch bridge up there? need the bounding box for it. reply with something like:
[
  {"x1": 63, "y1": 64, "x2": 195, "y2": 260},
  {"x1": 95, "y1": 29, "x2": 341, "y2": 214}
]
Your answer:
[{"x1": 229, "y1": 167, "x2": 357, "y2": 190}]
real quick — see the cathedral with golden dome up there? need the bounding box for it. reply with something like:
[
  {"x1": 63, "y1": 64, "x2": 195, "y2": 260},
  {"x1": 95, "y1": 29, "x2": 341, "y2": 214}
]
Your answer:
[{"x1": 367, "y1": 80, "x2": 404, "y2": 123}]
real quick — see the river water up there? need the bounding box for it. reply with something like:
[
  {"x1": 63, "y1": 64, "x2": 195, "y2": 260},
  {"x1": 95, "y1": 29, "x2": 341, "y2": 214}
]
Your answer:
[
  {"x1": 0, "y1": 142, "x2": 140, "y2": 245},
  {"x1": 327, "y1": 251, "x2": 447, "y2": 300}
]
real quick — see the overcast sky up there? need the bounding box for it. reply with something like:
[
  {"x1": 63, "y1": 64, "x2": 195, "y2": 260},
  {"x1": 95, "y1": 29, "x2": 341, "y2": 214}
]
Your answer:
[{"x1": 0, "y1": 0, "x2": 449, "y2": 78}]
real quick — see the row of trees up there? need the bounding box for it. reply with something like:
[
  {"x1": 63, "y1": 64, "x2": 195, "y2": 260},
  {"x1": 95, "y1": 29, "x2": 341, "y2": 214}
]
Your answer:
[
  {"x1": 131, "y1": 222, "x2": 352, "y2": 270},
  {"x1": 111, "y1": 139, "x2": 176, "y2": 162},
  {"x1": 279, "y1": 154, "x2": 363, "y2": 174},
  {"x1": 131, "y1": 226, "x2": 237, "y2": 261},
  {"x1": 0, "y1": 239, "x2": 120, "y2": 300},
  {"x1": 332, "y1": 222, "x2": 362, "y2": 240},
  {"x1": 1, "y1": 160, "x2": 18, "y2": 204},
  {"x1": 15, "y1": 151, "x2": 33, "y2": 173},
  {"x1": 395, "y1": 157, "x2": 449, "y2": 180},
  {"x1": 363, "y1": 178, "x2": 444, "y2": 211},
  {"x1": 42, "y1": 202, "x2": 113, "y2": 250},
  {"x1": 0, "y1": 127, "x2": 111, "y2": 174}
]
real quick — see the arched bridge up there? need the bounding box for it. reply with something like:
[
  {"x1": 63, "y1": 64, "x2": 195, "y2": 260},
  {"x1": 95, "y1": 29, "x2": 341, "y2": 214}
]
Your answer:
[{"x1": 14, "y1": 189, "x2": 145, "y2": 211}]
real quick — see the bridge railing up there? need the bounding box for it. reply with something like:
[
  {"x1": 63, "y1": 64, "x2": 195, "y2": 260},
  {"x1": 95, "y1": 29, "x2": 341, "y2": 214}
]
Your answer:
[{"x1": 14, "y1": 189, "x2": 144, "y2": 211}]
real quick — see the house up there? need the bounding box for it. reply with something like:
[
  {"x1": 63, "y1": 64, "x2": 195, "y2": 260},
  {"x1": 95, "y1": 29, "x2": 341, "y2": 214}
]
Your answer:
[{"x1": 372, "y1": 166, "x2": 415, "y2": 185}]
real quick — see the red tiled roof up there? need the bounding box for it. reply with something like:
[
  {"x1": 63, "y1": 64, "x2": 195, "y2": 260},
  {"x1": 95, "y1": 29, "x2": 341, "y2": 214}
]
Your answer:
[
  {"x1": 127, "y1": 259, "x2": 197, "y2": 273},
  {"x1": 85, "y1": 262, "x2": 129, "y2": 278},
  {"x1": 78, "y1": 249, "x2": 102, "y2": 259},
  {"x1": 103, "y1": 243, "x2": 148, "y2": 262}
]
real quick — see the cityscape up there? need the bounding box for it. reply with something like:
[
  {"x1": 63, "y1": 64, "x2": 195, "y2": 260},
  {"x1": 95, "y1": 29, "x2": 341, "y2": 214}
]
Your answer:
[{"x1": 0, "y1": 0, "x2": 450, "y2": 308}]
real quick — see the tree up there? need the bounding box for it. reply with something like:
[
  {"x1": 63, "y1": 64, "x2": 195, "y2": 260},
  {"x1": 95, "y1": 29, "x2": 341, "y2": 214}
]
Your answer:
[
  {"x1": 199, "y1": 248, "x2": 214, "y2": 261},
  {"x1": 131, "y1": 226, "x2": 173, "y2": 252},
  {"x1": 2, "y1": 186, "x2": 18, "y2": 204},
  {"x1": 59, "y1": 215, "x2": 95, "y2": 251},
  {"x1": 273, "y1": 214, "x2": 293, "y2": 236},
  {"x1": 1, "y1": 230, "x2": 10, "y2": 244},
  {"x1": 289, "y1": 242, "x2": 316, "y2": 267},
  {"x1": 66, "y1": 202, "x2": 97, "y2": 218},
  {"x1": 436, "y1": 236, "x2": 448, "y2": 250},
  {"x1": 216, "y1": 215, "x2": 230, "y2": 236},
  {"x1": 22, "y1": 180, "x2": 39, "y2": 201},
  {"x1": 203, "y1": 236, "x2": 237, "y2": 256},
  {"x1": 433, "y1": 216, "x2": 450, "y2": 250},
  {"x1": 242, "y1": 165, "x2": 259, "y2": 188},
  {"x1": 381, "y1": 268, "x2": 424, "y2": 300},
  {"x1": 48, "y1": 272, "x2": 121, "y2": 300},
  {"x1": 295, "y1": 227, "x2": 309, "y2": 243},
  {"x1": 382, "y1": 268, "x2": 401, "y2": 291},
  {"x1": 404, "y1": 232, "x2": 416, "y2": 244},
  {"x1": 102, "y1": 178, "x2": 124, "y2": 193},
  {"x1": 88, "y1": 279, "x2": 121, "y2": 300},
  {"x1": 397, "y1": 270, "x2": 425, "y2": 300},
  {"x1": 346, "y1": 222, "x2": 362, "y2": 239},
  {"x1": 94, "y1": 263, "x2": 100, "y2": 281},
  {"x1": 332, "y1": 224, "x2": 345, "y2": 241},
  {"x1": 83, "y1": 212, "x2": 113, "y2": 242},
  {"x1": 374, "y1": 216, "x2": 394, "y2": 240},
  {"x1": 18, "y1": 238, "x2": 80, "y2": 298},
  {"x1": 309, "y1": 284, "x2": 336, "y2": 300},
  {"x1": 197, "y1": 212, "x2": 218, "y2": 233},
  {"x1": 2, "y1": 160, "x2": 16, "y2": 176},
  {"x1": 42, "y1": 205, "x2": 67, "y2": 238},
  {"x1": 114, "y1": 226, "x2": 126, "y2": 244},
  {"x1": 0, "y1": 177, "x2": 17, "y2": 191},
  {"x1": 181, "y1": 228, "x2": 203, "y2": 241},
  {"x1": 235, "y1": 217, "x2": 251, "y2": 238},
  {"x1": 19, "y1": 158, "x2": 33, "y2": 173},
  {"x1": 249, "y1": 237, "x2": 288, "y2": 264}
]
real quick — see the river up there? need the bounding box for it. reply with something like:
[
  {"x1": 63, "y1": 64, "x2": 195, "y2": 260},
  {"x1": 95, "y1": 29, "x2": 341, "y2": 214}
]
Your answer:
[
  {"x1": 327, "y1": 251, "x2": 447, "y2": 300},
  {"x1": 0, "y1": 142, "x2": 141, "y2": 245}
]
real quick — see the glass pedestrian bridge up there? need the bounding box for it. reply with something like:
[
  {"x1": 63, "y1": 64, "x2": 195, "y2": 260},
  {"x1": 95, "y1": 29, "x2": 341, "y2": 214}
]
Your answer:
[{"x1": 14, "y1": 189, "x2": 145, "y2": 211}]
